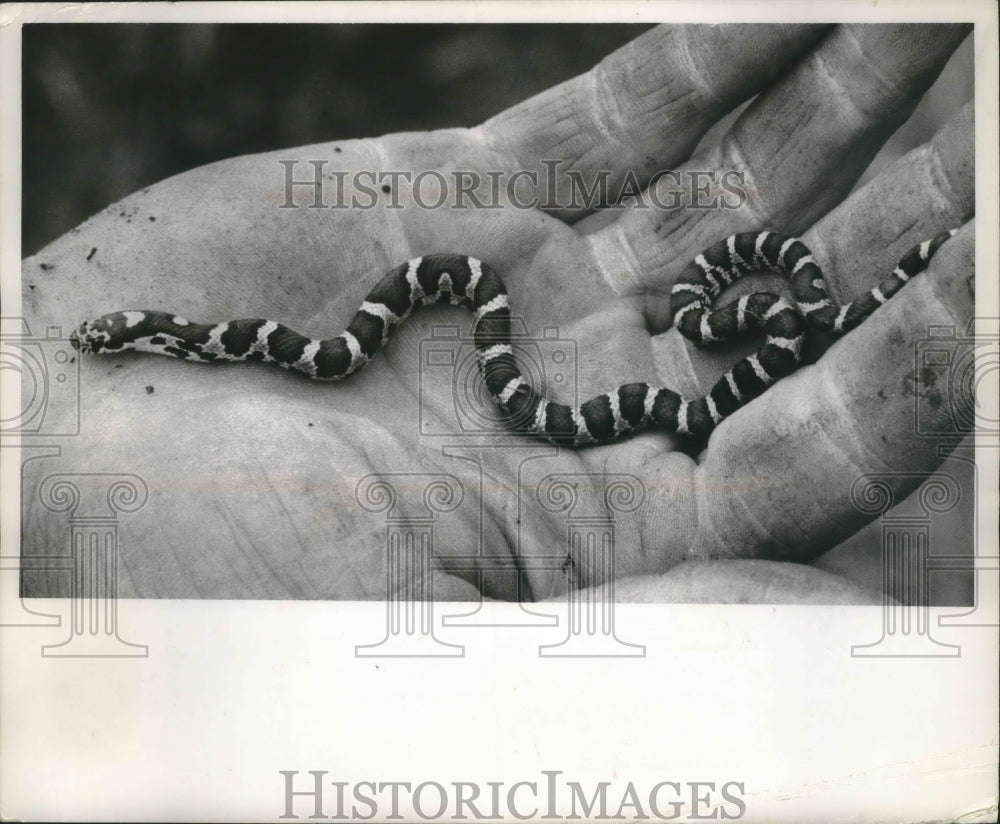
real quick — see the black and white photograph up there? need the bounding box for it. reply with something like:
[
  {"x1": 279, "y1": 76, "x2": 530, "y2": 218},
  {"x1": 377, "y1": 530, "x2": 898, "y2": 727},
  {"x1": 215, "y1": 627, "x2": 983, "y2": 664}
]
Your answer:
[
  {"x1": 13, "y1": 18, "x2": 982, "y2": 604},
  {"x1": 2, "y1": 2, "x2": 997, "y2": 822}
]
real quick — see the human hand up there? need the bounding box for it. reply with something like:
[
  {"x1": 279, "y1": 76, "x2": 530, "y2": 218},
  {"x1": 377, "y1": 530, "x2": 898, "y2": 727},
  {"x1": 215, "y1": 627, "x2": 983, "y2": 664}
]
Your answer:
[{"x1": 22, "y1": 23, "x2": 974, "y2": 602}]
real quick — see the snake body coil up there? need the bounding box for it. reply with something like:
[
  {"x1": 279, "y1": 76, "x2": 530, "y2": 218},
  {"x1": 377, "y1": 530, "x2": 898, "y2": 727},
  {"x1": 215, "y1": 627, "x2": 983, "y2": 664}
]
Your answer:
[{"x1": 70, "y1": 229, "x2": 956, "y2": 446}]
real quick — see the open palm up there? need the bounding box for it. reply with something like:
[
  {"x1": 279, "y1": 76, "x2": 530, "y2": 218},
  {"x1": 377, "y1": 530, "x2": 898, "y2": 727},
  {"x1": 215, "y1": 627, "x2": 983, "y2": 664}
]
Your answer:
[{"x1": 22, "y1": 24, "x2": 974, "y2": 602}]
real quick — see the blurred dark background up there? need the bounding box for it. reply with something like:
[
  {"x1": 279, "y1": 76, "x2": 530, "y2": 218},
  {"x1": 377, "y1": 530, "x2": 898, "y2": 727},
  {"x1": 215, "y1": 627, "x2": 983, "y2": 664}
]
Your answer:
[
  {"x1": 22, "y1": 24, "x2": 973, "y2": 252},
  {"x1": 22, "y1": 23, "x2": 652, "y2": 255}
]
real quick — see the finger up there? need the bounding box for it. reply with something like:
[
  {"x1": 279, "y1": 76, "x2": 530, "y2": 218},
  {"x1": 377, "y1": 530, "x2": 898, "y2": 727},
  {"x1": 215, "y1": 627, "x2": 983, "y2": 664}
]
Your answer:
[
  {"x1": 804, "y1": 101, "x2": 974, "y2": 307},
  {"x1": 694, "y1": 221, "x2": 974, "y2": 562},
  {"x1": 651, "y1": 100, "x2": 973, "y2": 398},
  {"x1": 586, "y1": 23, "x2": 970, "y2": 322},
  {"x1": 479, "y1": 24, "x2": 828, "y2": 222},
  {"x1": 608, "y1": 560, "x2": 886, "y2": 604}
]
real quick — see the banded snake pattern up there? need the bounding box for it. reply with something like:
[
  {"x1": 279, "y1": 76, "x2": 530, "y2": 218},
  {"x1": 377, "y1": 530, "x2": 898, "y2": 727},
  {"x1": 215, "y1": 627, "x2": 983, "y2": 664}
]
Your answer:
[{"x1": 70, "y1": 229, "x2": 957, "y2": 446}]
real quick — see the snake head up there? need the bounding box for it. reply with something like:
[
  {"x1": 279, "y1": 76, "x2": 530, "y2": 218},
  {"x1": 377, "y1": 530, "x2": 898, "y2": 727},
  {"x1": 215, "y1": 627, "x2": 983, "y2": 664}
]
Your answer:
[
  {"x1": 69, "y1": 320, "x2": 102, "y2": 353},
  {"x1": 70, "y1": 312, "x2": 146, "y2": 354}
]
